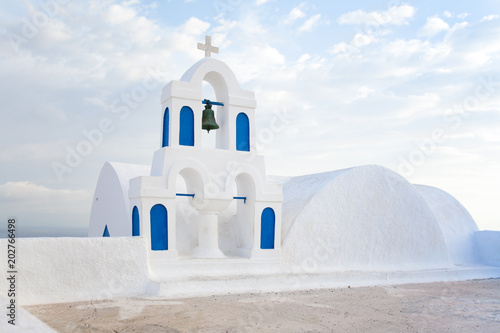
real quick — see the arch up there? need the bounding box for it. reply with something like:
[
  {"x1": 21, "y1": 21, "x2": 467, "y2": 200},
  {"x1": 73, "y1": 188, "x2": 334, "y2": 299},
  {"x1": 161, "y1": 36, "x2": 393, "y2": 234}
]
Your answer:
[
  {"x1": 103, "y1": 225, "x2": 110, "y2": 237},
  {"x1": 224, "y1": 165, "x2": 264, "y2": 195},
  {"x1": 166, "y1": 159, "x2": 212, "y2": 195},
  {"x1": 150, "y1": 204, "x2": 168, "y2": 251},
  {"x1": 201, "y1": 81, "x2": 217, "y2": 149},
  {"x1": 236, "y1": 112, "x2": 250, "y2": 151},
  {"x1": 179, "y1": 106, "x2": 194, "y2": 146},
  {"x1": 234, "y1": 173, "x2": 256, "y2": 250},
  {"x1": 203, "y1": 71, "x2": 229, "y2": 104},
  {"x1": 260, "y1": 208, "x2": 275, "y2": 249},
  {"x1": 181, "y1": 59, "x2": 243, "y2": 100},
  {"x1": 132, "y1": 206, "x2": 140, "y2": 236},
  {"x1": 162, "y1": 108, "x2": 169, "y2": 147}
]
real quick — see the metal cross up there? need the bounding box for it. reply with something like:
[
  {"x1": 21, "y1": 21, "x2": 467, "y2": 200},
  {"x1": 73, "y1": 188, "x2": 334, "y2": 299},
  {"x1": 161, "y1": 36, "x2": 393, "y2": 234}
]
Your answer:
[{"x1": 197, "y1": 35, "x2": 219, "y2": 58}]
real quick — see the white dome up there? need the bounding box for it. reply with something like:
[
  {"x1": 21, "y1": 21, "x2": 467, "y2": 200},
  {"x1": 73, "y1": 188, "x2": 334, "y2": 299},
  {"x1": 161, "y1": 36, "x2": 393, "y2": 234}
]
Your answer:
[{"x1": 282, "y1": 165, "x2": 453, "y2": 270}]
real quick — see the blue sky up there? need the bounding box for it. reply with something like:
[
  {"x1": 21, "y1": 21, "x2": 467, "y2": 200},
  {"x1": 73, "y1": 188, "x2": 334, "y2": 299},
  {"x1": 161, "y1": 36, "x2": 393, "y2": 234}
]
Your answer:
[{"x1": 0, "y1": 0, "x2": 499, "y2": 237}]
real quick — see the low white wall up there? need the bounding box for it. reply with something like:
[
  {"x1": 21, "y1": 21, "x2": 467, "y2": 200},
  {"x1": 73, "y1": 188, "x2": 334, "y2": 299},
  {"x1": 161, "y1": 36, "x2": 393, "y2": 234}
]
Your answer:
[
  {"x1": 475, "y1": 231, "x2": 500, "y2": 266},
  {"x1": 0, "y1": 237, "x2": 150, "y2": 306}
]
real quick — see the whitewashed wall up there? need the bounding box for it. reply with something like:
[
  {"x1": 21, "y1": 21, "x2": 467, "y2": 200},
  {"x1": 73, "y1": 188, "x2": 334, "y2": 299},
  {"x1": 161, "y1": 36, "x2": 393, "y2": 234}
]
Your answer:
[{"x1": 0, "y1": 237, "x2": 149, "y2": 306}]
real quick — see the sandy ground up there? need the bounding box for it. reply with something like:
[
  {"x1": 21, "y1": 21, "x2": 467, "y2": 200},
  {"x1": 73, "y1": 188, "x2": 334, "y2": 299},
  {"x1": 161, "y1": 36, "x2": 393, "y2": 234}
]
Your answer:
[{"x1": 26, "y1": 278, "x2": 500, "y2": 333}]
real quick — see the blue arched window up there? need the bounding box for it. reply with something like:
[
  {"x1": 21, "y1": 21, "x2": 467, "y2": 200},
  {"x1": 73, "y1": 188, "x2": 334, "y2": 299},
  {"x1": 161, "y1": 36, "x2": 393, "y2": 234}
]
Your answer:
[
  {"x1": 132, "y1": 206, "x2": 140, "y2": 236},
  {"x1": 162, "y1": 108, "x2": 169, "y2": 147},
  {"x1": 179, "y1": 106, "x2": 194, "y2": 146},
  {"x1": 260, "y1": 207, "x2": 275, "y2": 249},
  {"x1": 150, "y1": 204, "x2": 168, "y2": 251},
  {"x1": 236, "y1": 112, "x2": 250, "y2": 151},
  {"x1": 103, "y1": 225, "x2": 110, "y2": 237}
]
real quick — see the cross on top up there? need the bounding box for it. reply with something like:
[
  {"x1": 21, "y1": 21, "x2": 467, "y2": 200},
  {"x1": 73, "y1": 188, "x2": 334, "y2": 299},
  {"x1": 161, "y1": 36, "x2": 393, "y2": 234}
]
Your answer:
[{"x1": 197, "y1": 35, "x2": 219, "y2": 58}]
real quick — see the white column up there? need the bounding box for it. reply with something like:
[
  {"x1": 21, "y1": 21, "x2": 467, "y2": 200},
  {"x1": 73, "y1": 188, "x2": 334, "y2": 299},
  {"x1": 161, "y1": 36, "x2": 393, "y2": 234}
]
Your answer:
[{"x1": 191, "y1": 212, "x2": 226, "y2": 258}]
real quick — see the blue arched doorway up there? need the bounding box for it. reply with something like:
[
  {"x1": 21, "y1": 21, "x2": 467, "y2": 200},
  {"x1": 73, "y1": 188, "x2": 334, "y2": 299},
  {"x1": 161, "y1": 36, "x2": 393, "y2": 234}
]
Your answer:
[
  {"x1": 236, "y1": 112, "x2": 250, "y2": 151},
  {"x1": 162, "y1": 108, "x2": 169, "y2": 147},
  {"x1": 179, "y1": 106, "x2": 194, "y2": 146},
  {"x1": 132, "y1": 206, "x2": 140, "y2": 236},
  {"x1": 260, "y1": 207, "x2": 275, "y2": 249},
  {"x1": 150, "y1": 204, "x2": 168, "y2": 250}
]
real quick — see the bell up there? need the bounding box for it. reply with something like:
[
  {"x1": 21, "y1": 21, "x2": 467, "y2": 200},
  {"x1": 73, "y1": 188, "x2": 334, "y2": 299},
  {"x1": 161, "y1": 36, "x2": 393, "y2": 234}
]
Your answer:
[{"x1": 201, "y1": 101, "x2": 219, "y2": 133}]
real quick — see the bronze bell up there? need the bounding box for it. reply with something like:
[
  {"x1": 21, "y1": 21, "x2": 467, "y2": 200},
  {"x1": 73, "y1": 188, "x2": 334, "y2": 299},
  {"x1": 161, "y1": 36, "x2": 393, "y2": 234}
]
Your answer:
[{"x1": 201, "y1": 100, "x2": 219, "y2": 133}]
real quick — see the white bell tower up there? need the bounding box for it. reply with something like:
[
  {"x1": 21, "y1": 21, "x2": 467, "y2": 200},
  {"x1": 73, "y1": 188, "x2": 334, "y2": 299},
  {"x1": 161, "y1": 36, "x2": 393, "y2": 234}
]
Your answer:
[{"x1": 126, "y1": 36, "x2": 282, "y2": 262}]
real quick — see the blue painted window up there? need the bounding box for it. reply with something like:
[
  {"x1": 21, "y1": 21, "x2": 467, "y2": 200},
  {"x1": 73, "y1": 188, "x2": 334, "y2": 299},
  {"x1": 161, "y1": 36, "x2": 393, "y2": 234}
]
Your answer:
[
  {"x1": 236, "y1": 112, "x2": 250, "y2": 151},
  {"x1": 260, "y1": 207, "x2": 275, "y2": 249},
  {"x1": 162, "y1": 108, "x2": 169, "y2": 147},
  {"x1": 150, "y1": 204, "x2": 168, "y2": 251},
  {"x1": 103, "y1": 225, "x2": 110, "y2": 237},
  {"x1": 132, "y1": 206, "x2": 140, "y2": 236},
  {"x1": 179, "y1": 106, "x2": 194, "y2": 146}
]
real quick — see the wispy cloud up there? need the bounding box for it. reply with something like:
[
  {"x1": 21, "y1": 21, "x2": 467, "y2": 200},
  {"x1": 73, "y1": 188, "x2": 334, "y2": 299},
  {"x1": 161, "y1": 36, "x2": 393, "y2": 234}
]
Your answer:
[
  {"x1": 418, "y1": 16, "x2": 449, "y2": 38},
  {"x1": 481, "y1": 14, "x2": 499, "y2": 22},
  {"x1": 298, "y1": 14, "x2": 321, "y2": 32},
  {"x1": 0, "y1": 181, "x2": 87, "y2": 202},
  {"x1": 1, "y1": 0, "x2": 499, "y2": 235},
  {"x1": 255, "y1": 0, "x2": 272, "y2": 5},
  {"x1": 338, "y1": 4, "x2": 415, "y2": 26},
  {"x1": 283, "y1": 3, "x2": 306, "y2": 24}
]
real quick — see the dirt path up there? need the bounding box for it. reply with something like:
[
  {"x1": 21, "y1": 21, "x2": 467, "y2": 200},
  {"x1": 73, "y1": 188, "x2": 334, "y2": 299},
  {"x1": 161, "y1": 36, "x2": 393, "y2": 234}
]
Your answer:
[{"x1": 26, "y1": 278, "x2": 500, "y2": 332}]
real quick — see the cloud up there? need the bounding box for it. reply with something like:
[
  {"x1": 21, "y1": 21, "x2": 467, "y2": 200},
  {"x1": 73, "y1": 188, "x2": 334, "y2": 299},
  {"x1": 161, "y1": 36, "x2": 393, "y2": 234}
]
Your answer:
[
  {"x1": 299, "y1": 14, "x2": 321, "y2": 32},
  {"x1": 1, "y1": 0, "x2": 499, "y2": 235},
  {"x1": 443, "y1": 11, "x2": 452, "y2": 18},
  {"x1": 0, "y1": 181, "x2": 86, "y2": 202},
  {"x1": 106, "y1": 4, "x2": 137, "y2": 24},
  {"x1": 255, "y1": 0, "x2": 272, "y2": 5},
  {"x1": 0, "y1": 181, "x2": 90, "y2": 233},
  {"x1": 418, "y1": 16, "x2": 449, "y2": 38},
  {"x1": 481, "y1": 15, "x2": 499, "y2": 22},
  {"x1": 227, "y1": 43, "x2": 285, "y2": 83},
  {"x1": 346, "y1": 86, "x2": 376, "y2": 103},
  {"x1": 283, "y1": 4, "x2": 306, "y2": 24},
  {"x1": 338, "y1": 4, "x2": 415, "y2": 26}
]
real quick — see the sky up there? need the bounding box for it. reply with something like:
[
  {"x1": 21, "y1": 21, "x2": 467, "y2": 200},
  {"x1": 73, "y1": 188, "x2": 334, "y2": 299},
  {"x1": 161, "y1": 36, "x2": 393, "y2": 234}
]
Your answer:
[{"x1": 0, "y1": 0, "x2": 499, "y2": 237}]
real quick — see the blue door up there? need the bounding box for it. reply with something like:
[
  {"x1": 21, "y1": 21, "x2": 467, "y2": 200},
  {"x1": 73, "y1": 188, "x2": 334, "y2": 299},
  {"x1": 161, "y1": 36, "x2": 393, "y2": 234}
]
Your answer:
[
  {"x1": 260, "y1": 208, "x2": 275, "y2": 249},
  {"x1": 150, "y1": 204, "x2": 168, "y2": 250},
  {"x1": 179, "y1": 106, "x2": 194, "y2": 146},
  {"x1": 132, "y1": 206, "x2": 140, "y2": 236},
  {"x1": 103, "y1": 225, "x2": 110, "y2": 237},
  {"x1": 162, "y1": 108, "x2": 169, "y2": 147},
  {"x1": 236, "y1": 112, "x2": 250, "y2": 151}
]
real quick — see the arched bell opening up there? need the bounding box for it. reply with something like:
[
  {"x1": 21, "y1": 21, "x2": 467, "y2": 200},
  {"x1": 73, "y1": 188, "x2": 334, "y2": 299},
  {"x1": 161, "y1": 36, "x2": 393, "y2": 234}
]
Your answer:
[
  {"x1": 201, "y1": 81, "x2": 218, "y2": 149},
  {"x1": 202, "y1": 71, "x2": 229, "y2": 150}
]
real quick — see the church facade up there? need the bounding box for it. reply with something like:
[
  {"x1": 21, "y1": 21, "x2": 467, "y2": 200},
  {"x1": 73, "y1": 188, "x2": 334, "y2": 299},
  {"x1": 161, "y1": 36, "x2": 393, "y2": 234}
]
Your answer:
[{"x1": 89, "y1": 53, "x2": 283, "y2": 261}]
